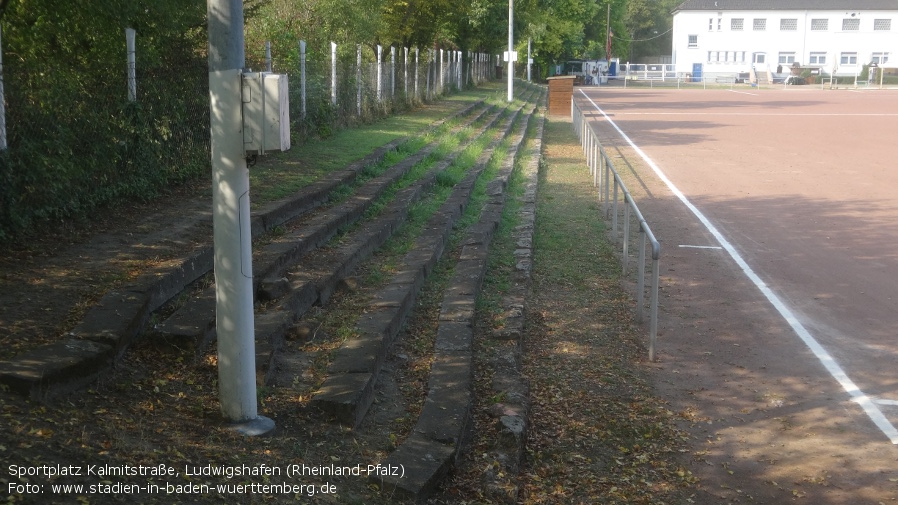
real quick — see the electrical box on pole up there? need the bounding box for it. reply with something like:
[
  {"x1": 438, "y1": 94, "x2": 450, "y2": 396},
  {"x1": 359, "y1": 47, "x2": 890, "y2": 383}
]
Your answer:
[{"x1": 241, "y1": 72, "x2": 290, "y2": 155}]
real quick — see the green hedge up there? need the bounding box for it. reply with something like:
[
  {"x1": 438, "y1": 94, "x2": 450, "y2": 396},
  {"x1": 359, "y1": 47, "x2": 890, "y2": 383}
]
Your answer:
[{"x1": 0, "y1": 63, "x2": 210, "y2": 241}]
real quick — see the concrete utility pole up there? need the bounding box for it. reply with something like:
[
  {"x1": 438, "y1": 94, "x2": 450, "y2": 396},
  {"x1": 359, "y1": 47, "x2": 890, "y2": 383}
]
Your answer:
[
  {"x1": 206, "y1": 0, "x2": 274, "y2": 435},
  {"x1": 508, "y1": 0, "x2": 514, "y2": 102}
]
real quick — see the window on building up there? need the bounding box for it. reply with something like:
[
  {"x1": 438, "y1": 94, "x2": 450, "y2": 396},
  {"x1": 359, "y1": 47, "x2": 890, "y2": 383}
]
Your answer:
[
  {"x1": 874, "y1": 19, "x2": 892, "y2": 31},
  {"x1": 840, "y1": 52, "x2": 858, "y2": 65},
  {"x1": 753, "y1": 18, "x2": 766, "y2": 31},
  {"x1": 778, "y1": 52, "x2": 796, "y2": 65},
  {"x1": 688, "y1": 35, "x2": 698, "y2": 48},
  {"x1": 780, "y1": 18, "x2": 798, "y2": 30},
  {"x1": 809, "y1": 52, "x2": 827, "y2": 65},
  {"x1": 731, "y1": 18, "x2": 744, "y2": 30},
  {"x1": 842, "y1": 18, "x2": 860, "y2": 30},
  {"x1": 718, "y1": 16, "x2": 723, "y2": 31},
  {"x1": 872, "y1": 52, "x2": 890, "y2": 64},
  {"x1": 811, "y1": 19, "x2": 829, "y2": 30},
  {"x1": 709, "y1": 18, "x2": 714, "y2": 30}
]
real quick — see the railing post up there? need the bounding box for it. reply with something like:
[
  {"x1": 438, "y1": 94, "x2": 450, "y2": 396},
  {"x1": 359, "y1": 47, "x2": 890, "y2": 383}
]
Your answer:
[
  {"x1": 593, "y1": 146, "x2": 599, "y2": 188},
  {"x1": 612, "y1": 177, "x2": 619, "y2": 235},
  {"x1": 604, "y1": 161, "x2": 611, "y2": 216},
  {"x1": 583, "y1": 119, "x2": 587, "y2": 152},
  {"x1": 588, "y1": 130, "x2": 593, "y2": 175},
  {"x1": 591, "y1": 132, "x2": 597, "y2": 177},
  {"x1": 623, "y1": 201, "x2": 631, "y2": 273},
  {"x1": 637, "y1": 231, "x2": 646, "y2": 323},
  {"x1": 649, "y1": 257, "x2": 660, "y2": 362}
]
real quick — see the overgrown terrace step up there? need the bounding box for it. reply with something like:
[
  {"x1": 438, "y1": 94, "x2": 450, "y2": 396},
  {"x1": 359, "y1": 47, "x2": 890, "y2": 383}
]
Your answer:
[
  {"x1": 311, "y1": 92, "x2": 537, "y2": 429},
  {"x1": 252, "y1": 91, "x2": 537, "y2": 382},
  {"x1": 0, "y1": 99, "x2": 485, "y2": 398},
  {"x1": 252, "y1": 104, "x2": 520, "y2": 383},
  {"x1": 150, "y1": 100, "x2": 506, "y2": 349},
  {"x1": 249, "y1": 98, "x2": 526, "y2": 383},
  {"x1": 254, "y1": 101, "x2": 495, "y2": 284},
  {"x1": 475, "y1": 94, "x2": 546, "y2": 501},
  {"x1": 376, "y1": 101, "x2": 537, "y2": 501}
]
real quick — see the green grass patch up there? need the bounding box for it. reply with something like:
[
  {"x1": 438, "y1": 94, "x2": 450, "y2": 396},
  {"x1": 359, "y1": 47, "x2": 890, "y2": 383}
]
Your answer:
[{"x1": 248, "y1": 89, "x2": 488, "y2": 207}]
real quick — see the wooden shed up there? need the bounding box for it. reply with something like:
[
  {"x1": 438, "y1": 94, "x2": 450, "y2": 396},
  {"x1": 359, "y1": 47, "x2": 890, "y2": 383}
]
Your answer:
[{"x1": 546, "y1": 75, "x2": 576, "y2": 116}]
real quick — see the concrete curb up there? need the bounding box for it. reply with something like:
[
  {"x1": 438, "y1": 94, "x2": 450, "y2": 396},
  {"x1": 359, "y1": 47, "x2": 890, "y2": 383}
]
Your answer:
[{"x1": 479, "y1": 93, "x2": 546, "y2": 502}]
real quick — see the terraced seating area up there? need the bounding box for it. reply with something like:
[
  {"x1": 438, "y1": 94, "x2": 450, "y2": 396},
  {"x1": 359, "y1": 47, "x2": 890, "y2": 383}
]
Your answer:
[{"x1": 0, "y1": 82, "x2": 547, "y2": 501}]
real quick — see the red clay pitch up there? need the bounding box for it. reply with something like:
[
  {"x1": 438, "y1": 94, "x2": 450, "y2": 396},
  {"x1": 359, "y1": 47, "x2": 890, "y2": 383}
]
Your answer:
[{"x1": 576, "y1": 87, "x2": 898, "y2": 503}]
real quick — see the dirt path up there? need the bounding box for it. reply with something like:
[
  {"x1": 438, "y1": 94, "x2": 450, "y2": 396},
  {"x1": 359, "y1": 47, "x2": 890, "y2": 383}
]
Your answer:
[{"x1": 577, "y1": 89, "x2": 898, "y2": 504}]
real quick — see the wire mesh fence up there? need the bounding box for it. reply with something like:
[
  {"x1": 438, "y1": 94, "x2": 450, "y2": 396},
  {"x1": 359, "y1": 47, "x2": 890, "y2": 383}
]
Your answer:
[{"x1": 0, "y1": 42, "x2": 495, "y2": 241}]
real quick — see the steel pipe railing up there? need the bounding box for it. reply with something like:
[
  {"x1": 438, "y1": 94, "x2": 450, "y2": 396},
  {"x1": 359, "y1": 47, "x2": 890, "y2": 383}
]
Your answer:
[{"x1": 572, "y1": 98, "x2": 661, "y2": 361}]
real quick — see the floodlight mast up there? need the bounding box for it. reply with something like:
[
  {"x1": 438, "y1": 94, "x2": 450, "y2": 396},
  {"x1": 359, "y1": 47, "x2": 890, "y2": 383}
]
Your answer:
[{"x1": 206, "y1": 0, "x2": 274, "y2": 436}]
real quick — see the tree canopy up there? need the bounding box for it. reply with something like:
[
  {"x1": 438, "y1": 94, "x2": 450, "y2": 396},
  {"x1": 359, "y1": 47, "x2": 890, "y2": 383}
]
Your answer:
[{"x1": 2, "y1": 0, "x2": 673, "y2": 77}]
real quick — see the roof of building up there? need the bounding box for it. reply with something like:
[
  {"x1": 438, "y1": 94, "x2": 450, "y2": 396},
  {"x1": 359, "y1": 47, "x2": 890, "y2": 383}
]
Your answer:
[{"x1": 674, "y1": 0, "x2": 898, "y2": 11}]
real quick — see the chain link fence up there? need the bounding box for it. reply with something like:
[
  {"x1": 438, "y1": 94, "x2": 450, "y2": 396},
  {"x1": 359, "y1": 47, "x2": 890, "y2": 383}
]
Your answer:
[{"x1": 0, "y1": 41, "x2": 495, "y2": 241}]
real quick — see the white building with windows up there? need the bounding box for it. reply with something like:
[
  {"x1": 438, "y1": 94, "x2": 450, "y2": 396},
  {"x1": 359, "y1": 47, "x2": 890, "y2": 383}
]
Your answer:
[{"x1": 671, "y1": 0, "x2": 898, "y2": 79}]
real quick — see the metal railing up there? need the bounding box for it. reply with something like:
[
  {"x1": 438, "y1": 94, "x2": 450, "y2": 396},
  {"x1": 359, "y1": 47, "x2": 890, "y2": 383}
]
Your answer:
[{"x1": 572, "y1": 99, "x2": 661, "y2": 361}]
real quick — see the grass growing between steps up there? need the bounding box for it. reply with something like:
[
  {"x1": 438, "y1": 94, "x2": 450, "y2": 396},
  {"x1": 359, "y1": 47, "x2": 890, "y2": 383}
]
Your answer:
[
  {"x1": 293, "y1": 101, "x2": 521, "y2": 372},
  {"x1": 249, "y1": 85, "x2": 498, "y2": 206}
]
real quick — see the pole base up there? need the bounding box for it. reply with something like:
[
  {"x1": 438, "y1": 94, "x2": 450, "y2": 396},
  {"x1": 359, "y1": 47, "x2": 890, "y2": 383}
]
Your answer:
[{"x1": 226, "y1": 415, "x2": 276, "y2": 436}]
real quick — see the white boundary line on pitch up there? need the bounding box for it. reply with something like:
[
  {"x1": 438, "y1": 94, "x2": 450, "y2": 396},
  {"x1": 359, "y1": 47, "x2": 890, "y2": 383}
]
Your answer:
[
  {"x1": 579, "y1": 88, "x2": 898, "y2": 445},
  {"x1": 726, "y1": 89, "x2": 758, "y2": 96},
  {"x1": 679, "y1": 245, "x2": 723, "y2": 250},
  {"x1": 611, "y1": 112, "x2": 898, "y2": 117}
]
